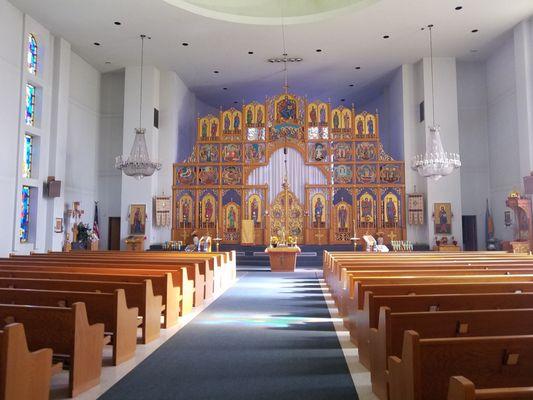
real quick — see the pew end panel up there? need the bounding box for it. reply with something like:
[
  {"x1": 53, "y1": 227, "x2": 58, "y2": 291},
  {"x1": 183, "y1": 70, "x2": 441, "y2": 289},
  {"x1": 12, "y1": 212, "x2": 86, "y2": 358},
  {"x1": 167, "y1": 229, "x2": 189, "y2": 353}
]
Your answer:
[
  {"x1": 112, "y1": 289, "x2": 139, "y2": 366},
  {"x1": 70, "y1": 302, "x2": 106, "y2": 397},
  {"x1": 0, "y1": 323, "x2": 59, "y2": 400}
]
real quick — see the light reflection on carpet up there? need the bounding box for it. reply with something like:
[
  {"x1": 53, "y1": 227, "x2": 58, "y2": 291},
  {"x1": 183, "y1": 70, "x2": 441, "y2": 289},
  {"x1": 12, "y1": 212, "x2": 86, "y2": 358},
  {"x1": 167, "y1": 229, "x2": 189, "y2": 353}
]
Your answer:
[{"x1": 201, "y1": 313, "x2": 342, "y2": 328}]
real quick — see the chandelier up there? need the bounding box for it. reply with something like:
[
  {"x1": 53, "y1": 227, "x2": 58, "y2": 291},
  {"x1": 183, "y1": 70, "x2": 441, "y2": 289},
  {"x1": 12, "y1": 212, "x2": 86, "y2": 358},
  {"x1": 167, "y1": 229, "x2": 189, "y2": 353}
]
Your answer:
[
  {"x1": 411, "y1": 25, "x2": 461, "y2": 181},
  {"x1": 116, "y1": 35, "x2": 161, "y2": 180}
]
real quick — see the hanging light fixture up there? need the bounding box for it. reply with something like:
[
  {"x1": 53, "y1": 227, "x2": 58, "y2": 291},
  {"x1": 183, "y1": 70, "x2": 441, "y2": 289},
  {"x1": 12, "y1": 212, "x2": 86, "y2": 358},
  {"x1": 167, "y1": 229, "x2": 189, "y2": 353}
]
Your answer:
[
  {"x1": 116, "y1": 34, "x2": 161, "y2": 180},
  {"x1": 411, "y1": 25, "x2": 461, "y2": 181}
]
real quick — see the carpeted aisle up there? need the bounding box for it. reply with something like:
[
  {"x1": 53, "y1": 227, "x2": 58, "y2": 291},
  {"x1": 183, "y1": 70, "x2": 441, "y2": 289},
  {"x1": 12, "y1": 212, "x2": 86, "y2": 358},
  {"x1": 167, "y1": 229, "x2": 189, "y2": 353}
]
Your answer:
[{"x1": 98, "y1": 272, "x2": 358, "y2": 400}]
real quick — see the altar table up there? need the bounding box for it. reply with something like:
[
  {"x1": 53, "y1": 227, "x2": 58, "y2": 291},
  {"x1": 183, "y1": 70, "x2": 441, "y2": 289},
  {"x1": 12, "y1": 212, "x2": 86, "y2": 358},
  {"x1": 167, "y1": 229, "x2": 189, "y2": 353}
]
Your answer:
[{"x1": 265, "y1": 246, "x2": 301, "y2": 272}]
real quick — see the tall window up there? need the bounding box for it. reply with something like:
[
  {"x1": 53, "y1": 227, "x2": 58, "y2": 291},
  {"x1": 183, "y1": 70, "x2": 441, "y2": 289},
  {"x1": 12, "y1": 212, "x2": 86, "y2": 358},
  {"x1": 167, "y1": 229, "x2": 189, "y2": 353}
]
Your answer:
[
  {"x1": 27, "y1": 34, "x2": 38, "y2": 75},
  {"x1": 23, "y1": 134, "x2": 33, "y2": 178},
  {"x1": 25, "y1": 84, "x2": 35, "y2": 126},
  {"x1": 20, "y1": 186, "x2": 31, "y2": 243}
]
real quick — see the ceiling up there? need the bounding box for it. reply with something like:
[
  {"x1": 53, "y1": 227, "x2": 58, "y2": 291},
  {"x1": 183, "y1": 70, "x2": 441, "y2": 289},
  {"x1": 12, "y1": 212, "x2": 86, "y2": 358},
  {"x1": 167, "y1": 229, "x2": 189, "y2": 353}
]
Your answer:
[{"x1": 9, "y1": 0, "x2": 533, "y2": 108}]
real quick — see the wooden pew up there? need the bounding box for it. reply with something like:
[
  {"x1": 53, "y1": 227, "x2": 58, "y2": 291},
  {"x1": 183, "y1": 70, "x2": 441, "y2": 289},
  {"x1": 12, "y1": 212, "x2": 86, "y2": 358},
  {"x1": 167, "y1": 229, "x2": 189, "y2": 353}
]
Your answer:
[
  {"x1": 0, "y1": 323, "x2": 62, "y2": 400},
  {"x1": 346, "y1": 281, "x2": 533, "y2": 344},
  {"x1": 371, "y1": 308, "x2": 533, "y2": 400},
  {"x1": 0, "y1": 288, "x2": 138, "y2": 366},
  {"x1": 0, "y1": 267, "x2": 182, "y2": 326},
  {"x1": 0, "y1": 258, "x2": 199, "y2": 310},
  {"x1": 0, "y1": 303, "x2": 105, "y2": 397},
  {"x1": 447, "y1": 376, "x2": 533, "y2": 400},
  {"x1": 0, "y1": 277, "x2": 162, "y2": 344},
  {"x1": 361, "y1": 291, "x2": 533, "y2": 385},
  {"x1": 388, "y1": 331, "x2": 533, "y2": 400}
]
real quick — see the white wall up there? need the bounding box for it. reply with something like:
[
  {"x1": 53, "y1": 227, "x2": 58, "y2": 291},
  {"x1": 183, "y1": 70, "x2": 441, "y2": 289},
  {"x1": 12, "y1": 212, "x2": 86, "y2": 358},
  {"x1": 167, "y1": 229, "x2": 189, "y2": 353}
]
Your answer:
[
  {"x1": 486, "y1": 36, "x2": 521, "y2": 241},
  {"x1": 0, "y1": 0, "x2": 23, "y2": 255},
  {"x1": 64, "y1": 52, "x2": 101, "y2": 234},
  {"x1": 457, "y1": 61, "x2": 490, "y2": 249},
  {"x1": 98, "y1": 70, "x2": 124, "y2": 248}
]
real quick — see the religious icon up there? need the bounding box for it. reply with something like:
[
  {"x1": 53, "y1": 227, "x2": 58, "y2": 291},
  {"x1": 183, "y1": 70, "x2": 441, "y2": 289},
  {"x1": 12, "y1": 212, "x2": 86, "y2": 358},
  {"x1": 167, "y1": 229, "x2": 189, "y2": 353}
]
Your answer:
[
  {"x1": 249, "y1": 197, "x2": 261, "y2": 227},
  {"x1": 356, "y1": 142, "x2": 376, "y2": 161},
  {"x1": 356, "y1": 117, "x2": 364, "y2": 136},
  {"x1": 356, "y1": 165, "x2": 376, "y2": 184},
  {"x1": 54, "y1": 218, "x2": 63, "y2": 233},
  {"x1": 333, "y1": 111, "x2": 340, "y2": 129},
  {"x1": 367, "y1": 118, "x2": 374, "y2": 136},
  {"x1": 257, "y1": 107, "x2": 264, "y2": 125},
  {"x1": 177, "y1": 166, "x2": 195, "y2": 185},
  {"x1": 233, "y1": 114, "x2": 240, "y2": 130},
  {"x1": 198, "y1": 166, "x2": 218, "y2": 185},
  {"x1": 224, "y1": 114, "x2": 231, "y2": 131},
  {"x1": 222, "y1": 166, "x2": 242, "y2": 185},
  {"x1": 309, "y1": 105, "x2": 317, "y2": 125},
  {"x1": 204, "y1": 199, "x2": 214, "y2": 225},
  {"x1": 245, "y1": 143, "x2": 265, "y2": 163},
  {"x1": 210, "y1": 120, "x2": 218, "y2": 137},
  {"x1": 313, "y1": 195, "x2": 325, "y2": 227},
  {"x1": 380, "y1": 164, "x2": 401, "y2": 183},
  {"x1": 434, "y1": 202, "x2": 452, "y2": 234},
  {"x1": 319, "y1": 105, "x2": 326, "y2": 125},
  {"x1": 342, "y1": 111, "x2": 351, "y2": 129},
  {"x1": 333, "y1": 142, "x2": 352, "y2": 162},
  {"x1": 338, "y1": 204, "x2": 348, "y2": 231},
  {"x1": 246, "y1": 108, "x2": 253, "y2": 125},
  {"x1": 334, "y1": 165, "x2": 353, "y2": 184},
  {"x1": 277, "y1": 96, "x2": 297, "y2": 121},
  {"x1": 222, "y1": 144, "x2": 241, "y2": 162},
  {"x1": 226, "y1": 205, "x2": 237, "y2": 231},
  {"x1": 312, "y1": 143, "x2": 327, "y2": 162},
  {"x1": 201, "y1": 120, "x2": 208, "y2": 139},
  {"x1": 387, "y1": 197, "x2": 397, "y2": 225},
  {"x1": 199, "y1": 144, "x2": 218, "y2": 163},
  {"x1": 359, "y1": 192, "x2": 375, "y2": 225},
  {"x1": 129, "y1": 204, "x2": 146, "y2": 235}
]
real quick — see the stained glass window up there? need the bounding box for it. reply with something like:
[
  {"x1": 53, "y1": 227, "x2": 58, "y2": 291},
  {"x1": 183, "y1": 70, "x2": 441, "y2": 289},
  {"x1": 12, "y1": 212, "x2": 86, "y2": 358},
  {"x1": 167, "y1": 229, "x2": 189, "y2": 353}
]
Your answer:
[
  {"x1": 23, "y1": 134, "x2": 33, "y2": 178},
  {"x1": 20, "y1": 186, "x2": 30, "y2": 243},
  {"x1": 27, "y1": 34, "x2": 38, "y2": 75},
  {"x1": 25, "y1": 84, "x2": 35, "y2": 126}
]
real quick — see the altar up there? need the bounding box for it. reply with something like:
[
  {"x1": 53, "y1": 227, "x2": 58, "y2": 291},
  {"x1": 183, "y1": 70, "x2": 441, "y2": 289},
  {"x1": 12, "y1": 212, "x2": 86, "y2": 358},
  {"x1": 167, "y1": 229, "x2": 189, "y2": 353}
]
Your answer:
[{"x1": 265, "y1": 246, "x2": 301, "y2": 272}]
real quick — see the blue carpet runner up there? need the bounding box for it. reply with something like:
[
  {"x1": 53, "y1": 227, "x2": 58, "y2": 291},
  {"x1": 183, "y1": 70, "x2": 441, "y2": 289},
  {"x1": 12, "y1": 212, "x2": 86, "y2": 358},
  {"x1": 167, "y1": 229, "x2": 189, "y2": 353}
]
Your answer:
[{"x1": 98, "y1": 272, "x2": 358, "y2": 400}]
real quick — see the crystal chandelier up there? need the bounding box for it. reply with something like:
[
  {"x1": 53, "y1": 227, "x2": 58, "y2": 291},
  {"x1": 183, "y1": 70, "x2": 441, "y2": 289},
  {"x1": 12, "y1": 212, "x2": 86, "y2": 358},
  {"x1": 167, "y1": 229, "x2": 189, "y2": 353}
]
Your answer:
[
  {"x1": 116, "y1": 34, "x2": 161, "y2": 180},
  {"x1": 411, "y1": 25, "x2": 461, "y2": 181}
]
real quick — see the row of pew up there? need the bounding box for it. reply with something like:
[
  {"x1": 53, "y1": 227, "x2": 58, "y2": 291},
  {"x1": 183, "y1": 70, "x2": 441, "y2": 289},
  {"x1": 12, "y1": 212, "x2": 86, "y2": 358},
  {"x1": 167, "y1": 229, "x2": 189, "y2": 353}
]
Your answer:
[
  {"x1": 323, "y1": 251, "x2": 533, "y2": 400},
  {"x1": 0, "y1": 250, "x2": 236, "y2": 399}
]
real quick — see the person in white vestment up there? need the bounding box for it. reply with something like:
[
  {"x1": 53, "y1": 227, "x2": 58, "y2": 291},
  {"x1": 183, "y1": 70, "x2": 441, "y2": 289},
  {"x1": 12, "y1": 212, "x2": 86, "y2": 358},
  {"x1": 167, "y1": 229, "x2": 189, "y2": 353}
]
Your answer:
[{"x1": 375, "y1": 236, "x2": 390, "y2": 252}]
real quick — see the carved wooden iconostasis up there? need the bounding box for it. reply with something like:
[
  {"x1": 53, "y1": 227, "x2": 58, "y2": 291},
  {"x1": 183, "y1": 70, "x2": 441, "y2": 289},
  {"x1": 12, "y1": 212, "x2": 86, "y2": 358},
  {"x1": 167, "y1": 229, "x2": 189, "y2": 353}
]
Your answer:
[{"x1": 172, "y1": 92, "x2": 406, "y2": 245}]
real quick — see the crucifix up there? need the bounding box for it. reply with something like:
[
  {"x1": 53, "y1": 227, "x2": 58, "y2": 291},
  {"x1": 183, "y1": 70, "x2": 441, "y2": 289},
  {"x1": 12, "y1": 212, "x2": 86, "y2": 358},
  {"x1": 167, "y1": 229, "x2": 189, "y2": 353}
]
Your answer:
[{"x1": 181, "y1": 229, "x2": 188, "y2": 242}]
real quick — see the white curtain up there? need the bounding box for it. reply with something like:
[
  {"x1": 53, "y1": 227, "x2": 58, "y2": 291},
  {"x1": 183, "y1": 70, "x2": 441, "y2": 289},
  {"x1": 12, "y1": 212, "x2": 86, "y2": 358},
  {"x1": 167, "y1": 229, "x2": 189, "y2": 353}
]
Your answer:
[{"x1": 247, "y1": 148, "x2": 327, "y2": 202}]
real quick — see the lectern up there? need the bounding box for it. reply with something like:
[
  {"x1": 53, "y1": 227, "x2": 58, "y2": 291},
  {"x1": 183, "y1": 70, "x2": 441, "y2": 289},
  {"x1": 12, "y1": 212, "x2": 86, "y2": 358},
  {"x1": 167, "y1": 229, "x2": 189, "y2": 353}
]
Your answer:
[
  {"x1": 125, "y1": 235, "x2": 145, "y2": 252},
  {"x1": 265, "y1": 246, "x2": 301, "y2": 272}
]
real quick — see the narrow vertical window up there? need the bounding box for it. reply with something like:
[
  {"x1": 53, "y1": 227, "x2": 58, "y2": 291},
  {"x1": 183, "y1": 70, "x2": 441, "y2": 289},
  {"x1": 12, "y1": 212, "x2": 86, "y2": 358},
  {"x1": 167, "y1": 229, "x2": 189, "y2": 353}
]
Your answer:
[
  {"x1": 20, "y1": 186, "x2": 31, "y2": 243},
  {"x1": 23, "y1": 134, "x2": 33, "y2": 178},
  {"x1": 27, "y1": 34, "x2": 38, "y2": 75},
  {"x1": 25, "y1": 84, "x2": 35, "y2": 126}
]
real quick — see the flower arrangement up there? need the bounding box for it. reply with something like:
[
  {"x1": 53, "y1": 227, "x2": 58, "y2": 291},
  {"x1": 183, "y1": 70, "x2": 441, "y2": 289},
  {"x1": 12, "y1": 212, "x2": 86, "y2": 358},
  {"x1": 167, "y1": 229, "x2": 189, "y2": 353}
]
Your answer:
[
  {"x1": 287, "y1": 236, "x2": 297, "y2": 246},
  {"x1": 270, "y1": 236, "x2": 279, "y2": 248}
]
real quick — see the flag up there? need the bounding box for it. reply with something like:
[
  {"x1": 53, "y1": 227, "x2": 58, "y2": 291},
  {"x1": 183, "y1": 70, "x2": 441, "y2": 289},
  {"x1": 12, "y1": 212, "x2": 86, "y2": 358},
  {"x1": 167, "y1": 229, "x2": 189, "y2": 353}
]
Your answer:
[
  {"x1": 485, "y1": 199, "x2": 494, "y2": 242},
  {"x1": 93, "y1": 201, "x2": 100, "y2": 240}
]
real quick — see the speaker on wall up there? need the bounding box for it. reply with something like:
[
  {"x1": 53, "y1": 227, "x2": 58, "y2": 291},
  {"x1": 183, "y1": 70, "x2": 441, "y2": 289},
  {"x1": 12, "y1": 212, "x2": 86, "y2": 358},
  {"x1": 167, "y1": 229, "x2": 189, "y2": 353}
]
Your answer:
[{"x1": 45, "y1": 176, "x2": 61, "y2": 198}]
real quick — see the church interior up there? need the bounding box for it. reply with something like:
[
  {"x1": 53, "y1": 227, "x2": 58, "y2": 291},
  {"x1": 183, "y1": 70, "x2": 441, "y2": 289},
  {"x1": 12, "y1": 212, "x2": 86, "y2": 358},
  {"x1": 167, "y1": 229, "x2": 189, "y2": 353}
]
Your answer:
[{"x1": 1, "y1": 0, "x2": 533, "y2": 399}]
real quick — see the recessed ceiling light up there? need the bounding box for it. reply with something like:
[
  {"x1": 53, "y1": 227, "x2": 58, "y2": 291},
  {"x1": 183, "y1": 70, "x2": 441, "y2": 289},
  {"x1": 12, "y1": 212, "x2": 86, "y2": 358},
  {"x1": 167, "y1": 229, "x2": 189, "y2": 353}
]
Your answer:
[
  {"x1": 233, "y1": 101, "x2": 238, "y2": 104},
  {"x1": 93, "y1": 42, "x2": 101, "y2": 46},
  {"x1": 355, "y1": 66, "x2": 361, "y2": 70},
  {"x1": 470, "y1": 49, "x2": 479, "y2": 53},
  {"x1": 349, "y1": 84, "x2": 354, "y2": 87},
  {"x1": 471, "y1": 29, "x2": 479, "y2": 33},
  {"x1": 105, "y1": 61, "x2": 111, "y2": 64},
  {"x1": 382, "y1": 35, "x2": 390, "y2": 39},
  {"x1": 114, "y1": 21, "x2": 122, "y2": 26},
  {"x1": 248, "y1": 51, "x2": 254, "y2": 54},
  {"x1": 340, "y1": 99, "x2": 346, "y2": 102},
  {"x1": 182, "y1": 42, "x2": 189, "y2": 46},
  {"x1": 214, "y1": 70, "x2": 219, "y2": 74},
  {"x1": 455, "y1": 6, "x2": 463, "y2": 10},
  {"x1": 316, "y1": 49, "x2": 322, "y2": 52},
  {"x1": 223, "y1": 87, "x2": 228, "y2": 90}
]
